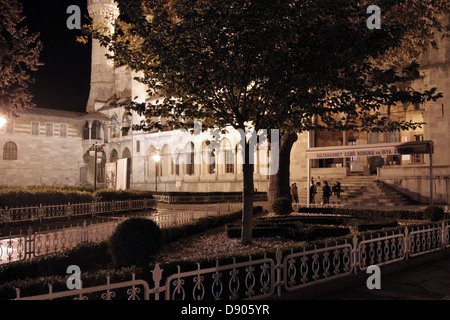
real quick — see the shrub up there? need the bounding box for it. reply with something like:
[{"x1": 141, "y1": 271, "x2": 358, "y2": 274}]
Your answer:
[
  {"x1": 0, "y1": 186, "x2": 94, "y2": 208},
  {"x1": 108, "y1": 218, "x2": 162, "y2": 268},
  {"x1": 423, "y1": 206, "x2": 445, "y2": 222},
  {"x1": 94, "y1": 189, "x2": 153, "y2": 202},
  {"x1": 271, "y1": 198, "x2": 293, "y2": 215},
  {"x1": 351, "y1": 218, "x2": 399, "y2": 232}
]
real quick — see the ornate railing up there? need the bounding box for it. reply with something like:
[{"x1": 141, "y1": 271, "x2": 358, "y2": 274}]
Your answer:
[
  {"x1": 0, "y1": 202, "x2": 242, "y2": 264},
  {"x1": 0, "y1": 199, "x2": 157, "y2": 225},
  {"x1": 12, "y1": 220, "x2": 450, "y2": 300}
]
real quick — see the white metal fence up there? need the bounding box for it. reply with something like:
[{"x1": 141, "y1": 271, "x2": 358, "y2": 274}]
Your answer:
[
  {"x1": 0, "y1": 202, "x2": 243, "y2": 264},
  {"x1": 12, "y1": 220, "x2": 450, "y2": 300},
  {"x1": 0, "y1": 199, "x2": 157, "y2": 224}
]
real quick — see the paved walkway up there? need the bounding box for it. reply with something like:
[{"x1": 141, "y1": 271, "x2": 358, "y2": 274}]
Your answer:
[{"x1": 314, "y1": 253, "x2": 450, "y2": 300}]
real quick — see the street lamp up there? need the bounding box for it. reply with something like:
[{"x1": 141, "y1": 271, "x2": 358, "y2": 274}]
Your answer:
[
  {"x1": 152, "y1": 153, "x2": 161, "y2": 192},
  {"x1": 89, "y1": 143, "x2": 105, "y2": 191},
  {"x1": 0, "y1": 116, "x2": 7, "y2": 128}
]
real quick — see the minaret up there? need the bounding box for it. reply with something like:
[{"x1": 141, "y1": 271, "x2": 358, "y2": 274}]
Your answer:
[{"x1": 86, "y1": 0, "x2": 119, "y2": 113}]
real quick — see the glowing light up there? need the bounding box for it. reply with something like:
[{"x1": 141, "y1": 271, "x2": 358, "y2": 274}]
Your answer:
[
  {"x1": 152, "y1": 154, "x2": 161, "y2": 162},
  {"x1": 0, "y1": 117, "x2": 6, "y2": 128}
]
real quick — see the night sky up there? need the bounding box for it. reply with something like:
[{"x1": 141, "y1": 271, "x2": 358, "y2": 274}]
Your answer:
[{"x1": 21, "y1": 0, "x2": 92, "y2": 113}]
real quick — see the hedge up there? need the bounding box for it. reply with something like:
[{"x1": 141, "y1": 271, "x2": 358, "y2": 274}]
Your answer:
[
  {"x1": 226, "y1": 215, "x2": 351, "y2": 241},
  {"x1": 296, "y1": 206, "x2": 450, "y2": 221},
  {"x1": 0, "y1": 186, "x2": 154, "y2": 209}
]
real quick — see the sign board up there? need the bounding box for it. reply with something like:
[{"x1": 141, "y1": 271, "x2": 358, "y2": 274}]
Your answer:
[{"x1": 306, "y1": 141, "x2": 433, "y2": 159}]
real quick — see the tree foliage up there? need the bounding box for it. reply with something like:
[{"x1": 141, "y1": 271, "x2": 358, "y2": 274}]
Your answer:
[
  {"x1": 0, "y1": 0, "x2": 42, "y2": 114},
  {"x1": 88, "y1": 0, "x2": 449, "y2": 243}
]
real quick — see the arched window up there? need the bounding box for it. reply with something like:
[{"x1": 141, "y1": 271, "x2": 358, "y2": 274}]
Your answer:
[
  {"x1": 160, "y1": 144, "x2": 170, "y2": 177},
  {"x1": 91, "y1": 120, "x2": 102, "y2": 140},
  {"x1": 110, "y1": 149, "x2": 119, "y2": 162},
  {"x1": 97, "y1": 151, "x2": 106, "y2": 183},
  {"x1": 203, "y1": 141, "x2": 216, "y2": 174},
  {"x1": 83, "y1": 121, "x2": 90, "y2": 140},
  {"x1": 223, "y1": 139, "x2": 234, "y2": 174},
  {"x1": 172, "y1": 149, "x2": 181, "y2": 176},
  {"x1": 185, "y1": 142, "x2": 195, "y2": 176},
  {"x1": 3, "y1": 141, "x2": 17, "y2": 160},
  {"x1": 122, "y1": 113, "x2": 132, "y2": 136},
  {"x1": 111, "y1": 115, "x2": 120, "y2": 138}
]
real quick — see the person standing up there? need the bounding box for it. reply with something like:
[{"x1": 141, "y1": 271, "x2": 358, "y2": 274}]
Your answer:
[
  {"x1": 291, "y1": 183, "x2": 299, "y2": 204},
  {"x1": 310, "y1": 183, "x2": 317, "y2": 205},
  {"x1": 322, "y1": 181, "x2": 331, "y2": 206}
]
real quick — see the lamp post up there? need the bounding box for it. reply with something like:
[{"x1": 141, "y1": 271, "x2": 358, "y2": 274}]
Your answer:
[
  {"x1": 89, "y1": 143, "x2": 105, "y2": 191},
  {"x1": 152, "y1": 153, "x2": 161, "y2": 192}
]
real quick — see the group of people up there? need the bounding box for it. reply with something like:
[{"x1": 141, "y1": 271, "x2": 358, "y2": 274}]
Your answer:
[
  {"x1": 309, "y1": 177, "x2": 342, "y2": 206},
  {"x1": 289, "y1": 178, "x2": 342, "y2": 206}
]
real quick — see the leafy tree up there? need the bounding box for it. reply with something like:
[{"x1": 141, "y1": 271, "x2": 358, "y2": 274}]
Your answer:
[
  {"x1": 0, "y1": 0, "x2": 42, "y2": 115},
  {"x1": 88, "y1": 0, "x2": 448, "y2": 244}
]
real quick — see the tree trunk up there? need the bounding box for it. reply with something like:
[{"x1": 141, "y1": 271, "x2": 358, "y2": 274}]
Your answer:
[
  {"x1": 241, "y1": 140, "x2": 254, "y2": 245},
  {"x1": 268, "y1": 131, "x2": 298, "y2": 208}
]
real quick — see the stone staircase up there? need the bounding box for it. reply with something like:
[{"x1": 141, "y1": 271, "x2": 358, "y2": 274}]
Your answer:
[{"x1": 300, "y1": 176, "x2": 416, "y2": 208}]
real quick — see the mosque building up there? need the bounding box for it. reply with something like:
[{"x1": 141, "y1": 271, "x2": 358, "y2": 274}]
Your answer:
[{"x1": 0, "y1": 0, "x2": 448, "y2": 205}]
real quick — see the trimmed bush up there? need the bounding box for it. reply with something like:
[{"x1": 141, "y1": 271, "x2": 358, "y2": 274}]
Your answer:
[
  {"x1": 108, "y1": 218, "x2": 162, "y2": 268},
  {"x1": 94, "y1": 189, "x2": 153, "y2": 202},
  {"x1": 423, "y1": 206, "x2": 445, "y2": 222},
  {"x1": 271, "y1": 198, "x2": 293, "y2": 215},
  {"x1": 0, "y1": 186, "x2": 94, "y2": 208},
  {"x1": 351, "y1": 218, "x2": 399, "y2": 232}
]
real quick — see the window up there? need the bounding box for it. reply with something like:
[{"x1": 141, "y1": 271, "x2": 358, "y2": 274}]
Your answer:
[
  {"x1": 185, "y1": 142, "x2": 195, "y2": 175},
  {"x1": 172, "y1": 150, "x2": 180, "y2": 176},
  {"x1": 348, "y1": 140, "x2": 357, "y2": 162},
  {"x1": 136, "y1": 140, "x2": 140, "y2": 153},
  {"x1": 60, "y1": 124, "x2": 67, "y2": 137},
  {"x1": 122, "y1": 113, "x2": 132, "y2": 136},
  {"x1": 413, "y1": 134, "x2": 424, "y2": 163},
  {"x1": 111, "y1": 115, "x2": 120, "y2": 138},
  {"x1": 226, "y1": 150, "x2": 234, "y2": 173},
  {"x1": 3, "y1": 141, "x2": 17, "y2": 160},
  {"x1": 79, "y1": 167, "x2": 88, "y2": 183},
  {"x1": 223, "y1": 139, "x2": 234, "y2": 174},
  {"x1": 208, "y1": 149, "x2": 216, "y2": 174},
  {"x1": 46, "y1": 123, "x2": 53, "y2": 136},
  {"x1": 83, "y1": 121, "x2": 90, "y2": 140},
  {"x1": 110, "y1": 149, "x2": 119, "y2": 162},
  {"x1": 91, "y1": 120, "x2": 101, "y2": 139},
  {"x1": 31, "y1": 122, "x2": 39, "y2": 136}
]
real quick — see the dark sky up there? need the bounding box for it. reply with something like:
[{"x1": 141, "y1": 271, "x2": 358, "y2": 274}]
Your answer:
[{"x1": 21, "y1": 0, "x2": 91, "y2": 113}]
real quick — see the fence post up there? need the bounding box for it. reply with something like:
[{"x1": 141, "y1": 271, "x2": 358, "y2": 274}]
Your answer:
[
  {"x1": 90, "y1": 201, "x2": 95, "y2": 218},
  {"x1": 82, "y1": 220, "x2": 88, "y2": 242},
  {"x1": 352, "y1": 235, "x2": 359, "y2": 275},
  {"x1": 275, "y1": 247, "x2": 283, "y2": 298},
  {"x1": 404, "y1": 226, "x2": 409, "y2": 261},
  {"x1": 441, "y1": 220, "x2": 446, "y2": 250},
  {"x1": 67, "y1": 203, "x2": 73, "y2": 221},
  {"x1": 152, "y1": 264, "x2": 164, "y2": 300},
  {"x1": 25, "y1": 226, "x2": 34, "y2": 260},
  {"x1": 38, "y1": 204, "x2": 44, "y2": 224}
]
